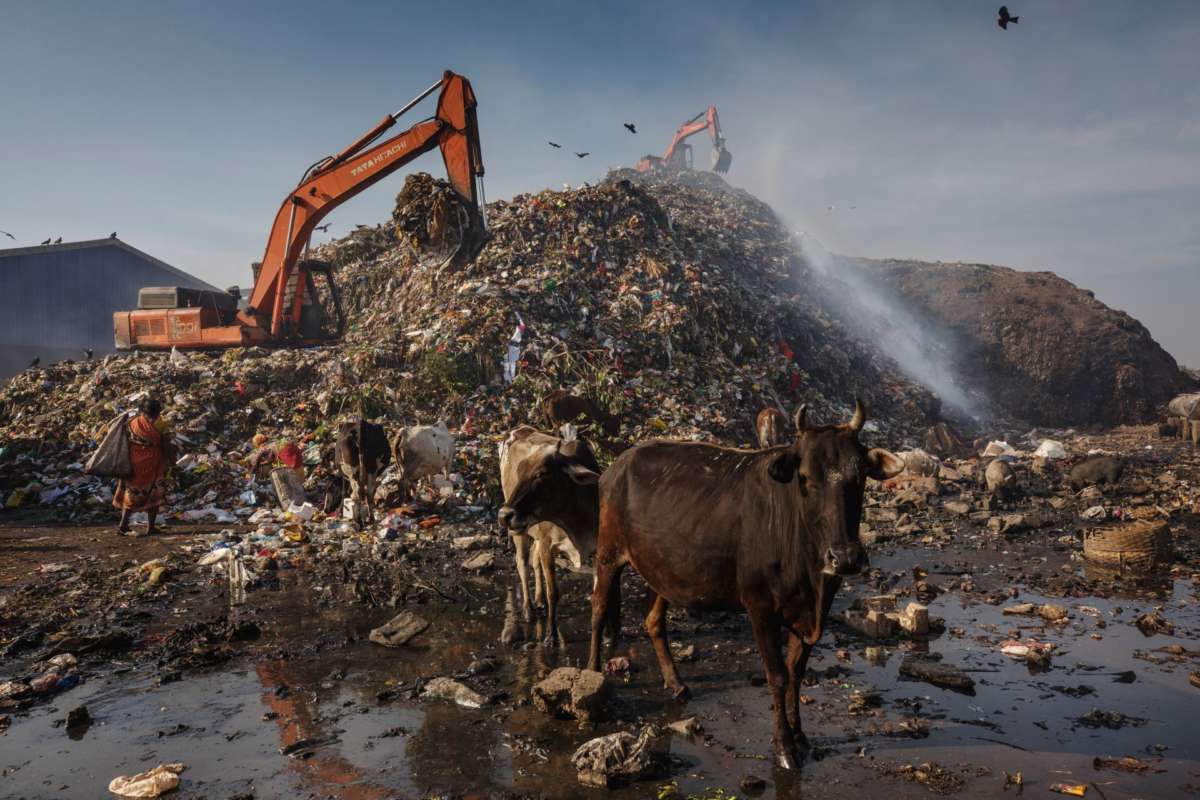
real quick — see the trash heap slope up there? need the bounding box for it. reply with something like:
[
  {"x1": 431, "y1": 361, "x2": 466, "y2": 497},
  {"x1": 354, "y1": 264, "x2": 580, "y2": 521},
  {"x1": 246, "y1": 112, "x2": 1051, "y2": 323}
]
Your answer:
[
  {"x1": 848, "y1": 258, "x2": 1195, "y2": 427},
  {"x1": 0, "y1": 170, "x2": 938, "y2": 516}
]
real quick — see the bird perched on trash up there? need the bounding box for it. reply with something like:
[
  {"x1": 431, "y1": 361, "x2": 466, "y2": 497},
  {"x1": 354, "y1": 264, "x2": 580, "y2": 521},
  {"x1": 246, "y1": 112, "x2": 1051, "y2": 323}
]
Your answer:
[
  {"x1": 41, "y1": 237, "x2": 51, "y2": 245},
  {"x1": 109, "y1": 232, "x2": 117, "y2": 238},
  {"x1": 624, "y1": 123, "x2": 637, "y2": 134},
  {"x1": 28, "y1": 356, "x2": 40, "y2": 369},
  {"x1": 315, "y1": 223, "x2": 331, "y2": 232},
  {"x1": 575, "y1": 152, "x2": 589, "y2": 159},
  {"x1": 1, "y1": 230, "x2": 14, "y2": 241},
  {"x1": 548, "y1": 141, "x2": 562, "y2": 149},
  {"x1": 53, "y1": 236, "x2": 62, "y2": 244},
  {"x1": 84, "y1": 348, "x2": 94, "y2": 361},
  {"x1": 998, "y1": 5, "x2": 1018, "y2": 29}
]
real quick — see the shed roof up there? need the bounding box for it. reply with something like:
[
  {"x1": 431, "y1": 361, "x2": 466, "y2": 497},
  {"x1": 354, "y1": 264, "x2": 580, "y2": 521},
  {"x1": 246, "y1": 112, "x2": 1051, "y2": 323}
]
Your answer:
[{"x1": 0, "y1": 237, "x2": 218, "y2": 290}]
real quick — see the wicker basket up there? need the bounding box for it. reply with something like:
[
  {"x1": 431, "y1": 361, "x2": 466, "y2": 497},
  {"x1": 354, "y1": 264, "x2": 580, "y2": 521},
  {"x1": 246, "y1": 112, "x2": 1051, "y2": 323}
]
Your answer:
[{"x1": 1083, "y1": 519, "x2": 1172, "y2": 572}]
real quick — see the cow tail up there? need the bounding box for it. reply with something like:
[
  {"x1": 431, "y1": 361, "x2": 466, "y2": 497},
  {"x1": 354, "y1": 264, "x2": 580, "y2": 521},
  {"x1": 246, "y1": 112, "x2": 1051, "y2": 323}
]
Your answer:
[{"x1": 358, "y1": 418, "x2": 367, "y2": 510}]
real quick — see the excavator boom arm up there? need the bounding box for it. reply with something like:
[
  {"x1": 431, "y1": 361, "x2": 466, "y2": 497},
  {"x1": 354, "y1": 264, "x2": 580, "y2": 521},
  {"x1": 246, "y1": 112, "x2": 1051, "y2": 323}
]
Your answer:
[
  {"x1": 246, "y1": 70, "x2": 483, "y2": 337},
  {"x1": 661, "y1": 105, "x2": 725, "y2": 164}
]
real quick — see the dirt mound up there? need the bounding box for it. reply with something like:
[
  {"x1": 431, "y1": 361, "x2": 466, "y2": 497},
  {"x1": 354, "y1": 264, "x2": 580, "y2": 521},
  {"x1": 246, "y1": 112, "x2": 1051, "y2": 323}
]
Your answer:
[{"x1": 850, "y1": 258, "x2": 1195, "y2": 427}]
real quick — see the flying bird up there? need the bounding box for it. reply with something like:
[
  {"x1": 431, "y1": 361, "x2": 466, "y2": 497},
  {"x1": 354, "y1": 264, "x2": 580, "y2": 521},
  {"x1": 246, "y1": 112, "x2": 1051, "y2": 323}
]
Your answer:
[
  {"x1": 997, "y1": 5, "x2": 1018, "y2": 29},
  {"x1": 548, "y1": 141, "x2": 562, "y2": 148},
  {"x1": 53, "y1": 237, "x2": 62, "y2": 244},
  {"x1": 84, "y1": 348, "x2": 94, "y2": 361},
  {"x1": 1, "y1": 230, "x2": 14, "y2": 241},
  {"x1": 315, "y1": 223, "x2": 331, "y2": 232},
  {"x1": 623, "y1": 123, "x2": 637, "y2": 134},
  {"x1": 41, "y1": 237, "x2": 51, "y2": 245},
  {"x1": 575, "y1": 152, "x2": 590, "y2": 159},
  {"x1": 28, "y1": 357, "x2": 40, "y2": 369}
]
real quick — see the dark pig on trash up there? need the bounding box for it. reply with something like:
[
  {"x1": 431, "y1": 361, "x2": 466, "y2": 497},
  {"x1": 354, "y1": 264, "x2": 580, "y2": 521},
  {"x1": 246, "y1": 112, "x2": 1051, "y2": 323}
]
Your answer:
[
  {"x1": 984, "y1": 459, "x2": 1017, "y2": 501},
  {"x1": 586, "y1": 400, "x2": 904, "y2": 770},
  {"x1": 1068, "y1": 456, "x2": 1125, "y2": 490}
]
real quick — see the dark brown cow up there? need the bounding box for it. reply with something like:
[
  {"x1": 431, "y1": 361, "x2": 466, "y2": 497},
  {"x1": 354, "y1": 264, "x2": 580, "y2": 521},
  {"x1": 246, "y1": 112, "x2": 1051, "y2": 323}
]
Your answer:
[
  {"x1": 334, "y1": 419, "x2": 391, "y2": 528},
  {"x1": 541, "y1": 390, "x2": 619, "y2": 437},
  {"x1": 756, "y1": 407, "x2": 788, "y2": 448},
  {"x1": 586, "y1": 400, "x2": 903, "y2": 769}
]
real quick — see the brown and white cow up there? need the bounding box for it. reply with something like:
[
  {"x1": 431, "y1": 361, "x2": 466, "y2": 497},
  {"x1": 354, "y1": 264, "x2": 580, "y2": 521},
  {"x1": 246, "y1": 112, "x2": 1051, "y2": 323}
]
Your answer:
[
  {"x1": 498, "y1": 425, "x2": 601, "y2": 645},
  {"x1": 586, "y1": 400, "x2": 903, "y2": 769},
  {"x1": 334, "y1": 419, "x2": 391, "y2": 528},
  {"x1": 391, "y1": 422, "x2": 455, "y2": 502},
  {"x1": 756, "y1": 406, "x2": 789, "y2": 448}
]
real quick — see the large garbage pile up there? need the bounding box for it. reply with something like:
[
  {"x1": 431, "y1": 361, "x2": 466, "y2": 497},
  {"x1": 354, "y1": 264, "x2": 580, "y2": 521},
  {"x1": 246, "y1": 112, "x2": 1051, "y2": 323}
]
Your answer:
[
  {"x1": 0, "y1": 169, "x2": 941, "y2": 520},
  {"x1": 846, "y1": 258, "x2": 1196, "y2": 427}
]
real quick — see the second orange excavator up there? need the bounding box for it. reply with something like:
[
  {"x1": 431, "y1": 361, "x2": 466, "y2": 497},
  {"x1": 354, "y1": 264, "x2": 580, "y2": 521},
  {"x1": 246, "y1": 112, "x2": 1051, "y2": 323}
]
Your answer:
[
  {"x1": 114, "y1": 70, "x2": 485, "y2": 351},
  {"x1": 636, "y1": 105, "x2": 732, "y2": 175}
]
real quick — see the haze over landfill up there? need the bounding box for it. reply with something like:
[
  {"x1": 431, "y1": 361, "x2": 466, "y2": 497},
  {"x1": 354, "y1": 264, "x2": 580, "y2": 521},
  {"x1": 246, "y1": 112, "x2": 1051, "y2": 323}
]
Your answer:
[
  {"x1": 1, "y1": 0, "x2": 1197, "y2": 364},
  {"x1": 3, "y1": 3, "x2": 1200, "y2": 800}
]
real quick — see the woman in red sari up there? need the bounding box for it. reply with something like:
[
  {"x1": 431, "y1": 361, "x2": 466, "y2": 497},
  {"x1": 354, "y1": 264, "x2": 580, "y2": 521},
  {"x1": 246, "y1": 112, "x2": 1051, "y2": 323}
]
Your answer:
[{"x1": 114, "y1": 397, "x2": 171, "y2": 535}]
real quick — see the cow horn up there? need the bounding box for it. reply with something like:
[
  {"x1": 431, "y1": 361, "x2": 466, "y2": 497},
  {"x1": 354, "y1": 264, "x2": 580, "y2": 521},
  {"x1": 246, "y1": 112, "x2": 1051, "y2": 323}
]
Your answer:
[
  {"x1": 794, "y1": 404, "x2": 808, "y2": 432},
  {"x1": 848, "y1": 398, "x2": 866, "y2": 432}
]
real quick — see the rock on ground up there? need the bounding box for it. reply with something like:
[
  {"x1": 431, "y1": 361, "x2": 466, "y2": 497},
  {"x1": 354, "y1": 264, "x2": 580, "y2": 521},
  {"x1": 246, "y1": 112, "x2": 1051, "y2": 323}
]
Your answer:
[
  {"x1": 368, "y1": 611, "x2": 429, "y2": 647},
  {"x1": 532, "y1": 667, "x2": 611, "y2": 722}
]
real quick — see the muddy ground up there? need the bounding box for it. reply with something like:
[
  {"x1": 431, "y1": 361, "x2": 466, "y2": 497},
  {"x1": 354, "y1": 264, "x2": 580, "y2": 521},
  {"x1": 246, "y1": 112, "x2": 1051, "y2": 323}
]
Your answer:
[{"x1": 2, "y1": 429, "x2": 1199, "y2": 799}]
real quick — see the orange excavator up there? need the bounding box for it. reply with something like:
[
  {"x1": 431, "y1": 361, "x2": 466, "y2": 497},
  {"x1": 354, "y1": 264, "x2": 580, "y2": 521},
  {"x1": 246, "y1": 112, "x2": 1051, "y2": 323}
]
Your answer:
[
  {"x1": 635, "y1": 105, "x2": 731, "y2": 174},
  {"x1": 114, "y1": 70, "x2": 485, "y2": 350}
]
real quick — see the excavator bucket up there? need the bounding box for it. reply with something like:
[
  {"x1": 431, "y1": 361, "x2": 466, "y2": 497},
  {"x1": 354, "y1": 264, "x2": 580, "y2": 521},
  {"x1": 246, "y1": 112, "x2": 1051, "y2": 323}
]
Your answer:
[{"x1": 713, "y1": 146, "x2": 733, "y2": 174}]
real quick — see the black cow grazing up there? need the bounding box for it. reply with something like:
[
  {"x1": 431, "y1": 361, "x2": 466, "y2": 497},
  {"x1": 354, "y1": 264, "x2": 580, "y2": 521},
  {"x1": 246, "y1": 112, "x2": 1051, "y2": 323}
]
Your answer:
[
  {"x1": 586, "y1": 400, "x2": 903, "y2": 769},
  {"x1": 334, "y1": 419, "x2": 391, "y2": 528},
  {"x1": 541, "y1": 390, "x2": 619, "y2": 436}
]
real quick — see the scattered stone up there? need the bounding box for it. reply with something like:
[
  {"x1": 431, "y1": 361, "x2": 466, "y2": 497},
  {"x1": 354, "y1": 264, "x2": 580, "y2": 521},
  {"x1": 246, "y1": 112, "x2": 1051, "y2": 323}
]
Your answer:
[
  {"x1": 1075, "y1": 709, "x2": 1147, "y2": 730},
  {"x1": 421, "y1": 677, "x2": 489, "y2": 709},
  {"x1": 369, "y1": 611, "x2": 430, "y2": 647},
  {"x1": 898, "y1": 655, "x2": 975, "y2": 693},
  {"x1": 943, "y1": 500, "x2": 972, "y2": 516},
  {"x1": 843, "y1": 609, "x2": 897, "y2": 639},
  {"x1": 531, "y1": 667, "x2": 610, "y2": 722},
  {"x1": 1040, "y1": 604, "x2": 1069, "y2": 622},
  {"x1": 1003, "y1": 602, "x2": 1038, "y2": 616},
  {"x1": 897, "y1": 603, "x2": 930, "y2": 635},
  {"x1": 740, "y1": 774, "x2": 768, "y2": 795},
  {"x1": 666, "y1": 717, "x2": 702, "y2": 737},
  {"x1": 65, "y1": 704, "x2": 90, "y2": 729},
  {"x1": 1135, "y1": 611, "x2": 1174, "y2": 636},
  {"x1": 451, "y1": 534, "x2": 491, "y2": 551},
  {"x1": 461, "y1": 551, "x2": 495, "y2": 571}
]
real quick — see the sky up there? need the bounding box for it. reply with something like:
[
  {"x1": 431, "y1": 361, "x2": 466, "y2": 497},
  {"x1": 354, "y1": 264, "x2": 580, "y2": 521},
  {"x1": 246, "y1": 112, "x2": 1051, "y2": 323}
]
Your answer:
[{"x1": 1, "y1": 0, "x2": 1197, "y2": 365}]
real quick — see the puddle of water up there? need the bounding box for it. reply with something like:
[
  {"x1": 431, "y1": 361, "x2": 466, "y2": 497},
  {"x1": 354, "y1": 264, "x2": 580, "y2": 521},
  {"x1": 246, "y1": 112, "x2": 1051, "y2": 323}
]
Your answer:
[{"x1": 4, "y1": 542, "x2": 1199, "y2": 799}]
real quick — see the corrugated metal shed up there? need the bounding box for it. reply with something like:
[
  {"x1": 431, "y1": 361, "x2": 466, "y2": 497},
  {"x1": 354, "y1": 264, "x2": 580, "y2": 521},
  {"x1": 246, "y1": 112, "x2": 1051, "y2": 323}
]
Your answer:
[{"x1": 0, "y1": 238, "x2": 217, "y2": 378}]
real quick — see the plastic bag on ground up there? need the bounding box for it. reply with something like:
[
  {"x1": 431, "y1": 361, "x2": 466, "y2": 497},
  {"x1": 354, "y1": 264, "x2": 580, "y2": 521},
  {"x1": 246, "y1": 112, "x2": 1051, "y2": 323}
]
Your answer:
[
  {"x1": 1034, "y1": 439, "x2": 1067, "y2": 459},
  {"x1": 107, "y1": 762, "x2": 185, "y2": 798},
  {"x1": 981, "y1": 440, "x2": 1018, "y2": 458}
]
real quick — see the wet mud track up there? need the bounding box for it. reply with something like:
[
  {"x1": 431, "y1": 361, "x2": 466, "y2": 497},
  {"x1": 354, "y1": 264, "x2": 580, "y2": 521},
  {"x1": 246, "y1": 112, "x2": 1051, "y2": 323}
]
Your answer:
[{"x1": 3, "y1": 518, "x2": 1199, "y2": 799}]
